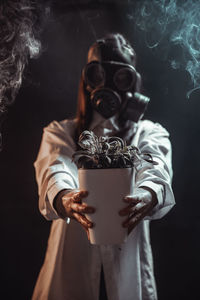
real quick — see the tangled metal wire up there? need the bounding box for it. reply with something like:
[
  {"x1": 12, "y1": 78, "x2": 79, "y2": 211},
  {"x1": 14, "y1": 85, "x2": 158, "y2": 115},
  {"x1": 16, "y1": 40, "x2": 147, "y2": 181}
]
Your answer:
[{"x1": 72, "y1": 130, "x2": 157, "y2": 169}]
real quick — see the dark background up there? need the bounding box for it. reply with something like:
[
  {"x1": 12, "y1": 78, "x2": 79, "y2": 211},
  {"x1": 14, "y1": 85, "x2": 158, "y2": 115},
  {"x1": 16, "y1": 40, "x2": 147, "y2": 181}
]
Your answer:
[{"x1": 1, "y1": 1, "x2": 200, "y2": 299}]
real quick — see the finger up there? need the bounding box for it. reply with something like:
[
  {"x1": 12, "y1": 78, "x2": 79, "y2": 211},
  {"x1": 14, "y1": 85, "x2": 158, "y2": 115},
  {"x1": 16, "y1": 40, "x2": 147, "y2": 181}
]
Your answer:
[
  {"x1": 73, "y1": 190, "x2": 89, "y2": 202},
  {"x1": 122, "y1": 204, "x2": 151, "y2": 228},
  {"x1": 127, "y1": 217, "x2": 142, "y2": 235},
  {"x1": 126, "y1": 205, "x2": 152, "y2": 234},
  {"x1": 123, "y1": 196, "x2": 141, "y2": 204},
  {"x1": 73, "y1": 212, "x2": 94, "y2": 229},
  {"x1": 122, "y1": 211, "x2": 144, "y2": 228},
  {"x1": 119, "y1": 204, "x2": 134, "y2": 216},
  {"x1": 130, "y1": 202, "x2": 147, "y2": 215},
  {"x1": 119, "y1": 201, "x2": 146, "y2": 216},
  {"x1": 70, "y1": 202, "x2": 95, "y2": 214},
  {"x1": 86, "y1": 229, "x2": 90, "y2": 241},
  {"x1": 77, "y1": 222, "x2": 90, "y2": 241}
]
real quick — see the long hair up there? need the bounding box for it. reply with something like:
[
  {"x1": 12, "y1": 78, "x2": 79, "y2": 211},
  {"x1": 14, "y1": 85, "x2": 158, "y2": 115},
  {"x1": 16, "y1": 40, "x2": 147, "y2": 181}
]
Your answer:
[
  {"x1": 74, "y1": 75, "x2": 93, "y2": 143},
  {"x1": 74, "y1": 33, "x2": 141, "y2": 143}
]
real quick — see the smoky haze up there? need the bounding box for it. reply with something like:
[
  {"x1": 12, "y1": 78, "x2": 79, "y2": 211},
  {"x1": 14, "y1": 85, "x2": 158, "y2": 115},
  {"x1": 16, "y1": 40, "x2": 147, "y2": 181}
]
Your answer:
[
  {"x1": 0, "y1": 0, "x2": 47, "y2": 114},
  {"x1": 131, "y1": 0, "x2": 200, "y2": 97}
]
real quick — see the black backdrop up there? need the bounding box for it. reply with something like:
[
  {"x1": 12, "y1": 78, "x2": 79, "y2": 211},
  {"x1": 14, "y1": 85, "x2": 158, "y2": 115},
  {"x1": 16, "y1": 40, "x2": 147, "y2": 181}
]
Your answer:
[{"x1": 1, "y1": 1, "x2": 200, "y2": 299}]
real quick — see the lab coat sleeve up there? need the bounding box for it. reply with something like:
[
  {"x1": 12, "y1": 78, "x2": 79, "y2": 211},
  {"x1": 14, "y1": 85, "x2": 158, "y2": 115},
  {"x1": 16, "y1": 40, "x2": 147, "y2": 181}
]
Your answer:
[
  {"x1": 135, "y1": 120, "x2": 175, "y2": 220},
  {"x1": 34, "y1": 120, "x2": 79, "y2": 220}
]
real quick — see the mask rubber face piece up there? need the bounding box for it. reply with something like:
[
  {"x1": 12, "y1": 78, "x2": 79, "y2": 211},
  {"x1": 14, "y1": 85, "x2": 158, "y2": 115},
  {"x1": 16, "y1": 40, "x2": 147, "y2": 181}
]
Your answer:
[
  {"x1": 113, "y1": 67, "x2": 136, "y2": 91},
  {"x1": 83, "y1": 61, "x2": 138, "y2": 119},
  {"x1": 84, "y1": 62, "x2": 105, "y2": 89},
  {"x1": 90, "y1": 88, "x2": 122, "y2": 119},
  {"x1": 84, "y1": 37, "x2": 149, "y2": 122},
  {"x1": 84, "y1": 61, "x2": 137, "y2": 92}
]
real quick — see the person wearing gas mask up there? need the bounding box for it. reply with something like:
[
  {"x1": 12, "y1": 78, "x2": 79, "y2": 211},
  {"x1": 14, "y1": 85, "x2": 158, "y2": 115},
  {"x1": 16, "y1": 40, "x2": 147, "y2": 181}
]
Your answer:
[{"x1": 32, "y1": 33, "x2": 175, "y2": 300}]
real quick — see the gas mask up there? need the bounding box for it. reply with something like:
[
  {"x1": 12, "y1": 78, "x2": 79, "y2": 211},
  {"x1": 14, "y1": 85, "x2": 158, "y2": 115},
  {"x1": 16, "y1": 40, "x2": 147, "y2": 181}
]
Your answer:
[{"x1": 83, "y1": 60, "x2": 150, "y2": 123}]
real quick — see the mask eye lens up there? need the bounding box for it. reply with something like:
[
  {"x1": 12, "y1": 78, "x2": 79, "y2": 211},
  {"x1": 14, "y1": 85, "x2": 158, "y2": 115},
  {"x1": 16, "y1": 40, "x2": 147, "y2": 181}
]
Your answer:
[
  {"x1": 114, "y1": 67, "x2": 136, "y2": 91},
  {"x1": 84, "y1": 62, "x2": 105, "y2": 88}
]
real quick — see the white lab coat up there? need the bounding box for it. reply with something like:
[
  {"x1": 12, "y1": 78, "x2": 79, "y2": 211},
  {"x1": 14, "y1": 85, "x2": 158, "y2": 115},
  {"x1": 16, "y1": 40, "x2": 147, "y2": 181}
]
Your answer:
[{"x1": 32, "y1": 115, "x2": 175, "y2": 300}]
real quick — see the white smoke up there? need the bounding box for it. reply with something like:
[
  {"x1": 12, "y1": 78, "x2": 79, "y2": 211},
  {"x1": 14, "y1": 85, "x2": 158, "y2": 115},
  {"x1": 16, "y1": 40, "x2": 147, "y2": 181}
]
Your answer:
[{"x1": 130, "y1": 0, "x2": 200, "y2": 97}]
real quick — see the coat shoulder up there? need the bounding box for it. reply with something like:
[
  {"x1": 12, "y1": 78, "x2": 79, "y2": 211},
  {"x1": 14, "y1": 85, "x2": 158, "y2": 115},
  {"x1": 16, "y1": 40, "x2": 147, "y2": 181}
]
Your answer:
[
  {"x1": 138, "y1": 119, "x2": 170, "y2": 137},
  {"x1": 46, "y1": 118, "x2": 76, "y2": 134}
]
